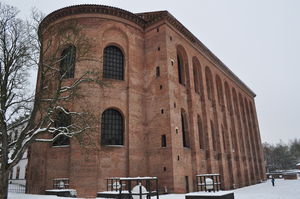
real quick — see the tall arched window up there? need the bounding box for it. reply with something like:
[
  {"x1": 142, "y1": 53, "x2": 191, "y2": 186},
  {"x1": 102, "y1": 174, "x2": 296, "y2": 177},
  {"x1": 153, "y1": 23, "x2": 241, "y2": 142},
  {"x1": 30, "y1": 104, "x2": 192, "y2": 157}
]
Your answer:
[
  {"x1": 101, "y1": 109, "x2": 123, "y2": 145},
  {"x1": 193, "y1": 57, "x2": 205, "y2": 100},
  {"x1": 176, "y1": 45, "x2": 189, "y2": 86},
  {"x1": 205, "y1": 67, "x2": 214, "y2": 100},
  {"x1": 60, "y1": 45, "x2": 76, "y2": 79},
  {"x1": 193, "y1": 60, "x2": 200, "y2": 94},
  {"x1": 232, "y1": 88, "x2": 245, "y2": 155},
  {"x1": 53, "y1": 109, "x2": 71, "y2": 146},
  {"x1": 181, "y1": 109, "x2": 190, "y2": 148},
  {"x1": 216, "y1": 75, "x2": 224, "y2": 105},
  {"x1": 239, "y1": 93, "x2": 250, "y2": 156},
  {"x1": 177, "y1": 54, "x2": 185, "y2": 85},
  {"x1": 249, "y1": 101, "x2": 260, "y2": 154},
  {"x1": 103, "y1": 46, "x2": 124, "y2": 80},
  {"x1": 224, "y1": 82, "x2": 232, "y2": 113}
]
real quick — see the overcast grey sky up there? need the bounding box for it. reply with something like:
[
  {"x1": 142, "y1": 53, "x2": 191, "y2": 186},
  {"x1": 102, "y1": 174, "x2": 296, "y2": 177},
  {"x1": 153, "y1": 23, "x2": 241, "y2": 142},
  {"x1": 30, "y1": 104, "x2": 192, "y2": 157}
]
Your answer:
[{"x1": 2, "y1": 0, "x2": 299, "y2": 144}]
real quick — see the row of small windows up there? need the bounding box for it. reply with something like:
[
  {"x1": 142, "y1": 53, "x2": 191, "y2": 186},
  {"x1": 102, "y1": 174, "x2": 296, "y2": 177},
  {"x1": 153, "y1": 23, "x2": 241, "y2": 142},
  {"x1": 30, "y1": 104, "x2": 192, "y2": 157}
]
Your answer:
[
  {"x1": 60, "y1": 45, "x2": 124, "y2": 80},
  {"x1": 52, "y1": 108, "x2": 124, "y2": 146}
]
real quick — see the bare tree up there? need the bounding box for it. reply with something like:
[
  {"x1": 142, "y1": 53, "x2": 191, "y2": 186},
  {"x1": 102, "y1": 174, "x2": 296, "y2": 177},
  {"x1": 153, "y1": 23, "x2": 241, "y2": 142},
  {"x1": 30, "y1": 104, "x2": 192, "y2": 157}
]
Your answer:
[
  {"x1": 263, "y1": 141, "x2": 298, "y2": 172},
  {"x1": 0, "y1": 3, "x2": 99, "y2": 199},
  {"x1": 290, "y1": 139, "x2": 300, "y2": 163}
]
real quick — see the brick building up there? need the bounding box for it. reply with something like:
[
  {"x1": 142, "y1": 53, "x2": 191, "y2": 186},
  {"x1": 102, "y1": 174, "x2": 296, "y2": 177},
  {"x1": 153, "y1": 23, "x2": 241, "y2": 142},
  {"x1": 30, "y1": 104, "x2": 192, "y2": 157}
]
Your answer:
[{"x1": 27, "y1": 4, "x2": 266, "y2": 197}]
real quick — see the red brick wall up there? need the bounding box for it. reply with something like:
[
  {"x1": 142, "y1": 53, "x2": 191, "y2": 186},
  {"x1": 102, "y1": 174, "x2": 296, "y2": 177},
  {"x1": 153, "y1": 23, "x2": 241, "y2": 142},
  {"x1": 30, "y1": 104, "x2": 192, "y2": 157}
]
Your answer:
[{"x1": 27, "y1": 5, "x2": 266, "y2": 197}]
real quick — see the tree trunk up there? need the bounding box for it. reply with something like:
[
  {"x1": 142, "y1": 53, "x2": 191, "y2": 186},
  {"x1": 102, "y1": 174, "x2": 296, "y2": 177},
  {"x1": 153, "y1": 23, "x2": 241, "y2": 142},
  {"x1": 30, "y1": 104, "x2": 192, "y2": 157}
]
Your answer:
[{"x1": 0, "y1": 170, "x2": 9, "y2": 199}]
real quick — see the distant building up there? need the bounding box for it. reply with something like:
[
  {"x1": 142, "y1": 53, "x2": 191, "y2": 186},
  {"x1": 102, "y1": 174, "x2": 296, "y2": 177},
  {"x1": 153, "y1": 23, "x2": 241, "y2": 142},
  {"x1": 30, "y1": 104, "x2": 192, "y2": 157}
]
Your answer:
[
  {"x1": 283, "y1": 170, "x2": 299, "y2": 180},
  {"x1": 266, "y1": 171, "x2": 283, "y2": 179},
  {"x1": 8, "y1": 119, "x2": 28, "y2": 186},
  {"x1": 27, "y1": 4, "x2": 266, "y2": 198}
]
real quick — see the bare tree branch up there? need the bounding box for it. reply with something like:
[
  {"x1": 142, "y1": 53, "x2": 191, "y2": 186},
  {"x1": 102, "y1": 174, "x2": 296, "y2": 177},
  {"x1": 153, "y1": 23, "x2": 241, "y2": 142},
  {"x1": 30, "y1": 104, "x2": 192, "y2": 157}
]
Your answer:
[{"x1": 0, "y1": 3, "x2": 100, "y2": 199}]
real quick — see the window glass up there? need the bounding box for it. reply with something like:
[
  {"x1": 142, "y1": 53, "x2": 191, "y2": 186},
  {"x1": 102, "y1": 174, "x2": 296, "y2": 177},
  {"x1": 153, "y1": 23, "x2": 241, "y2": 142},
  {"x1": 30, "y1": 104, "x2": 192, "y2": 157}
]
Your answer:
[
  {"x1": 60, "y1": 45, "x2": 76, "y2": 79},
  {"x1": 103, "y1": 46, "x2": 124, "y2": 80},
  {"x1": 53, "y1": 110, "x2": 71, "y2": 146},
  {"x1": 101, "y1": 109, "x2": 123, "y2": 145}
]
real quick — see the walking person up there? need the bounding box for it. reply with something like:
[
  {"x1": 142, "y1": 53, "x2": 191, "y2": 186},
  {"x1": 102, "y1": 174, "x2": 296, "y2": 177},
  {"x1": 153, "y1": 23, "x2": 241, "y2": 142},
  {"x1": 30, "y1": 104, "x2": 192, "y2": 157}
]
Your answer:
[{"x1": 271, "y1": 177, "x2": 275, "y2": 186}]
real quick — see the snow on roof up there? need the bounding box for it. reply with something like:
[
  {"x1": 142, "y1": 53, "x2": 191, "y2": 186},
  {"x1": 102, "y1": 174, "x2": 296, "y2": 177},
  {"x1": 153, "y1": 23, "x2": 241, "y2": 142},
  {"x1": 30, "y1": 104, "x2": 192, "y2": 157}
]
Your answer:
[
  {"x1": 186, "y1": 191, "x2": 234, "y2": 196},
  {"x1": 108, "y1": 177, "x2": 157, "y2": 180},
  {"x1": 196, "y1": 174, "x2": 220, "y2": 177},
  {"x1": 45, "y1": 189, "x2": 76, "y2": 192},
  {"x1": 283, "y1": 170, "x2": 300, "y2": 174},
  {"x1": 119, "y1": 177, "x2": 157, "y2": 180},
  {"x1": 97, "y1": 191, "x2": 129, "y2": 194},
  {"x1": 296, "y1": 162, "x2": 300, "y2": 166}
]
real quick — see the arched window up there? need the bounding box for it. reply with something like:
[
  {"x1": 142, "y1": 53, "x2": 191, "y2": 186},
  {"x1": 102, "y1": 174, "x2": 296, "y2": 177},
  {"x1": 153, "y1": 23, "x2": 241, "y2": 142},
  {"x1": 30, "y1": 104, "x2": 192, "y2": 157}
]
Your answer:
[
  {"x1": 53, "y1": 109, "x2": 71, "y2": 146},
  {"x1": 60, "y1": 45, "x2": 76, "y2": 79},
  {"x1": 197, "y1": 115, "x2": 204, "y2": 149},
  {"x1": 205, "y1": 67, "x2": 214, "y2": 100},
  {"x1": 193, "y1": 57, "x2": 205, "y2": 100},
  {"x1": 249, "y1": 101, "x2": 260, "y2": 154},
  {"x1": 101, "y1": 109, "x2": 123, "y2": 145},
  {"x1": 177, "y1": 54, "x2": 185, "y2": 85},
  {"x1": 103, "y1": 46, "x2": 124, "y2": 80},
  {"x1": 181, "y1": 109, "x2": 190, "y2": 148},
  {"x1": 245, "y1": 98, "x2": 257, "y2": 158},
  {"x1": 232, "y1": 88, "x2": 245, "y2": 155},
  {"x1": 239, "y1": 93, "x2": 251, "y2": 156},
  {"x1": 216, "y1": 75, "x2": 224, "y2": 105},
  {"x1": 193, "y1": 61, "x2": 200, "y2": 93},
  {"x1": 176, "y1": 45, "x2": 189, "y2": 86},
  {"x1": 224, "y1": 82, "x2": 232, "y2": 113}
]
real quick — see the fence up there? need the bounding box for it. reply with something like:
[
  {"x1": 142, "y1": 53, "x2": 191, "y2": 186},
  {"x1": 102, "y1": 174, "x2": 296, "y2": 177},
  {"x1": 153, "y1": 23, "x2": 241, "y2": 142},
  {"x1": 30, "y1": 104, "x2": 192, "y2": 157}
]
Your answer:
[
  {"x1": 8, "y1": 180, "x2": 26, "y2": 193},
  {"x1": 8, "y1": 179, "x2": 40, "y2": 193}
]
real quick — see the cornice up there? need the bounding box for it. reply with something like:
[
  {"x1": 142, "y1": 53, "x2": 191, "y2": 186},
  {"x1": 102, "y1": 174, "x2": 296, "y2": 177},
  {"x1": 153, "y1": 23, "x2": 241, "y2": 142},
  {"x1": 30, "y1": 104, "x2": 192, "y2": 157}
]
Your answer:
[
  {"x1": 136, "y1": 11, "x2": 168, "y2": 26},
  {"x1": 39, "y1": 4, "x2": 146, "y2": 34}
]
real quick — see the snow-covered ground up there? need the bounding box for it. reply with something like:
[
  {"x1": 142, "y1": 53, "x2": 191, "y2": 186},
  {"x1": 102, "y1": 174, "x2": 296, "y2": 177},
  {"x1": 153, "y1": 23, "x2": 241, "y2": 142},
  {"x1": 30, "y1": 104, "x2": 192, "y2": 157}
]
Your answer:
[
  {"x1": 8, "y1": 179, "x2": 300, "y2": 199},
  {"x1": 234, "y1": 179, "x2": 300, "y2": 199}
]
